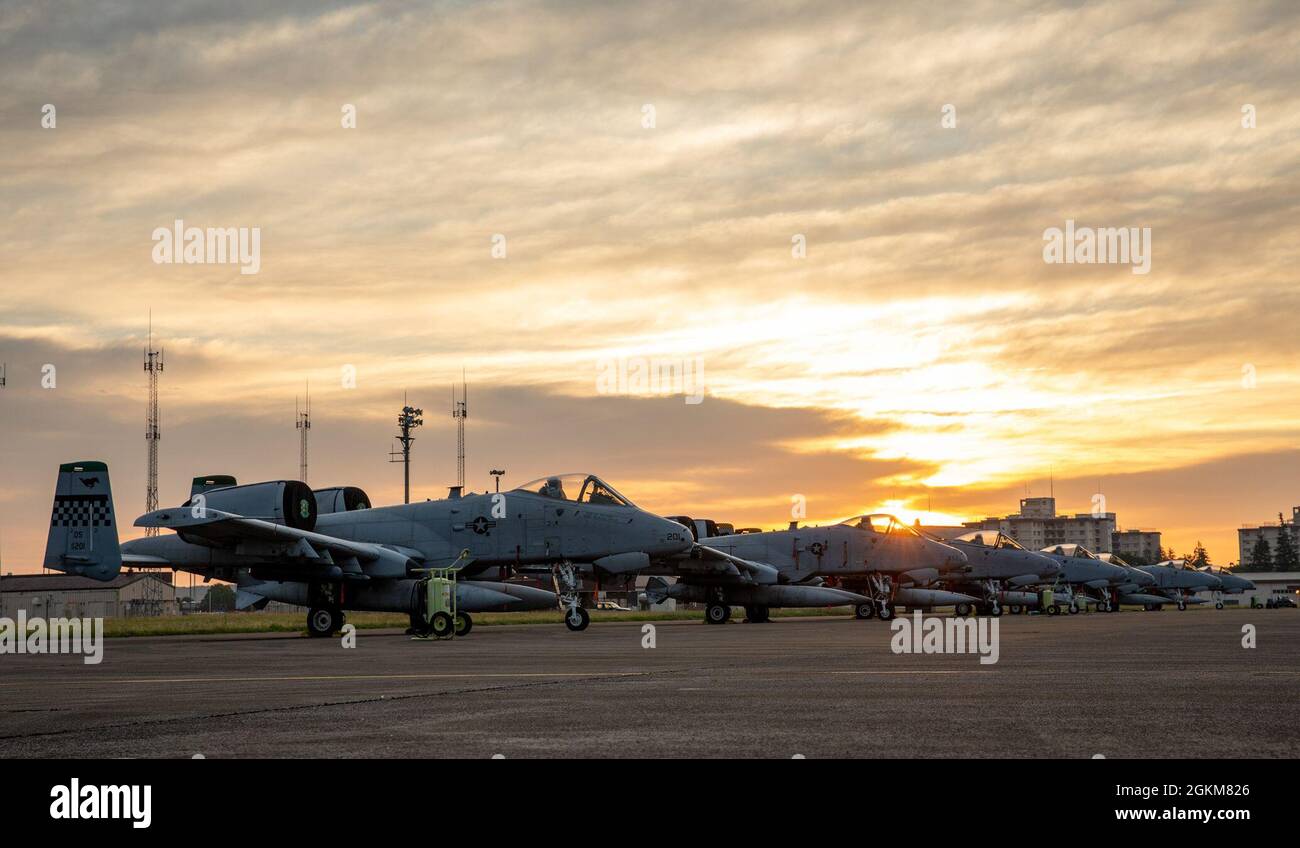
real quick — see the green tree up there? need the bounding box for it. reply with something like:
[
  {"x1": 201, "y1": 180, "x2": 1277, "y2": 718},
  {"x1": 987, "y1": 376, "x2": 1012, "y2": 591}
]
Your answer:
[
  {"x1": 206, "y1": 584, "x2": 236, "y2": 612},
  {"x1": 1249, "y1": 538, "x2": 1273, "y2": 572},
  {"x1": 1273, "y1": 524, "x2": 1300, "y2": 573},
  {"x1": 1187, "y1": 541, "x2": 1211, "y2": 569}
]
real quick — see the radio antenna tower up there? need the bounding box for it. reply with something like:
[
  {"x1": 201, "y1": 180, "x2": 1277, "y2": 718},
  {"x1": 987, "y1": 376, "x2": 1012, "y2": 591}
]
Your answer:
[
  {"x1": 144, "y1": 315, "x2": 164, "y2": 537},
  {"x1": 452, "y1": 372, "x2": 467, "y2": 490},
  {"x1": 296, "y1": 382, "x2": 311, "y2": 483},
  {"x1": 389, "y1": 394, "x2": 423, "y2": 504}
]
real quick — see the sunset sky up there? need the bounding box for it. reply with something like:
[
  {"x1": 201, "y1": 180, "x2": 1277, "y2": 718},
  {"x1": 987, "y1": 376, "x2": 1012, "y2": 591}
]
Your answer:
[{"x1": 2, "y1": 0, "x2": 1298, "y2": 572}]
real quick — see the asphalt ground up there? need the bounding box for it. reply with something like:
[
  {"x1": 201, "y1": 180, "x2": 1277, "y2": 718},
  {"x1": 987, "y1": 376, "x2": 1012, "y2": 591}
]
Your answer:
[{"x1": 1, "y1": 609, "x2": 1296, "y2": 758}]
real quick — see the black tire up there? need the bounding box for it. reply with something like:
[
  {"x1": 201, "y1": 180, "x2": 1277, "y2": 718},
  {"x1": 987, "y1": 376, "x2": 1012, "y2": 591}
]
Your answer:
[
  {"x1": 746, "y1": 605, "x2": 770, "y2": 623},
  {"x1": 454, "y1": 612, "x2": 473, "y2": 637},
  {"x1": 307, "y1": 606, "x2": 340, "y2": 638},
  {"x1": 1048, "y1": 604, "x2": 1061, "y2": 616},
  {"x1": 876, "y1": 602, "x2": 895, "y2": 621},
  {"x1": 1214, "y1": 602, "x2": 1224, "y2": 610},
  {"x1": 855, "y1": 603, "x2": 875, "y2": 620},
  {"x1": 564, "y1": 605, "x2": 590, "y2": 631},
  {"x1": 1177, "y1": 601, "x2": 1186, "y2": 611},
  {"x1": 988, "y1": 605, "x2": 1003, "y2": 618},
  {"x1": 955, "y1": 602, "x2": 971, "y2": 617},
  {"x1": 705, "y1": 602, "x2": 729, "y2": 625},
  {"x1": 1008, "y1": 604, "x2": 1023, "y2": 615},
  {"x1": 430, "y1": 611, "x2": 454, "y2": 638}
]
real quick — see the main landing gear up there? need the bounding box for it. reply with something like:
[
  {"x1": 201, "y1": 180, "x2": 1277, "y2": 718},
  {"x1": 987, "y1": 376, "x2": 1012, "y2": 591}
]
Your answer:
[
  {"x1": 705, "y1": 600, "x2": 732, "y2": 624},
  {"x1": 744, "y1": 605, "x2": 770, "y2": 623},
  {"x1": 307, "y1": 605, "x2": 344, "y2": 638},
  {"x1": 307, "y1": 582, "x2": 345, "y2": 637}
]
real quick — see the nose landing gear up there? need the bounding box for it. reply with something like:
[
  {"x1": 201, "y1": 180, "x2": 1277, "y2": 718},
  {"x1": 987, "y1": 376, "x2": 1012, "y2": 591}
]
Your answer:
[{"x1": 554, "y1": 561, "x2": 591, "y2": 631}]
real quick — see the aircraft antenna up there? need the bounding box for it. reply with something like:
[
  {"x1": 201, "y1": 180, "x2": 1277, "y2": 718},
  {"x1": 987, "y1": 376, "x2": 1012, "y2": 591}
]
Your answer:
[
  {"x1": 390, "y1": 393, "x2": 423, "y2": 504},
  {"x1": 296, "y1": 382, "x2": 311, "y2": 483},
  {"x1": 144, "y1": 313, "x2": 164, "y2": 538},
  {"x1": 452, "y1": 371, "x2": 467, "y2": 490}
]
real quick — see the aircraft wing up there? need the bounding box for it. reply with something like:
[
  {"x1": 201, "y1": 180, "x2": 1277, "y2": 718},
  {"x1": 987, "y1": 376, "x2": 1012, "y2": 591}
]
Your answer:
[
  {"x1": 134, "y1": 507, "x2": 420, "y2": 577},
  {"x1": 692, "y1": 544, "x2": 780, "y2": 584},
  {"x1": 122, "y1": 554, "x2": 172, "y2": 566}
]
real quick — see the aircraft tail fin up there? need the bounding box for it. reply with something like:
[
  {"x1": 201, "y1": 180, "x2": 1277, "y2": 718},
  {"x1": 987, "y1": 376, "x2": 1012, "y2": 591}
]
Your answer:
[{"x1": 43, "y1": 461, "x2": 122, "y2": 582}]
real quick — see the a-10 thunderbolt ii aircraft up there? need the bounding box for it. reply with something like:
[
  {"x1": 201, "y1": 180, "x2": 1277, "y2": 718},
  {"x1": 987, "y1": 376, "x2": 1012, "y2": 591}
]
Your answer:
[
  {"x1": 1094, "y1": 552, "x2": 1184, "y2": 610},
  {"x1": 1036, "y1": 543, "x2": 1129, "y2": 614},
  {"x1": 646, "y1": 514, "x2": 971, "y2": 622},
  {"x1": 1196, "y1": 564, "x2": 1256, "y2": 608},
  {"x1": 43, "y1": 463, "x2": 690, "y2": 636},
  {"x1": 1131, "y1": 559, "x2": 1224, "y2": 611},
  {"x1": 922, "y1": 529, "x2": 1060, "y2": 616}
]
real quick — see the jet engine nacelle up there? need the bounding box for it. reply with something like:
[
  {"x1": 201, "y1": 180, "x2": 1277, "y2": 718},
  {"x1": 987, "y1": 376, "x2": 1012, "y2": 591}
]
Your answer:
[
  {"x1": 313, "y1": 486, "x2": 372, "y2": 515},
  {"x1": 187, "y1": 480, "x2": 318, "y2": 531}
]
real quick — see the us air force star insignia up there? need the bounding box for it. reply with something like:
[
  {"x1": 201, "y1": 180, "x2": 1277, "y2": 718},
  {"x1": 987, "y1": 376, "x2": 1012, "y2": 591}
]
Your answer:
[{"x1": 471, "y1": 516, "x2": 497, "y2": 535}]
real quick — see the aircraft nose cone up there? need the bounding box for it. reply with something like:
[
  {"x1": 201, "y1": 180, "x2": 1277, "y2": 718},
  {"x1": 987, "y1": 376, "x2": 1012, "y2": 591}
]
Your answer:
[
  {"x1": 658, "y1": 517, "x2": 693, "y2": 552},
  {"x1": 937, "y1": 541, "x2": 967, "y2": 568}
]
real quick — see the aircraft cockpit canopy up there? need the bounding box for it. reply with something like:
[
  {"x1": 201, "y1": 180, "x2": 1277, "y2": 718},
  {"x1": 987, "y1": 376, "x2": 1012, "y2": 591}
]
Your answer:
[
  {"x1": 1044, "y1": 543, "x2": 1096, "y2": 559},
  {"x1": 954, "y1": 530, "x2": 1025, "y2": 550},
  {"x1": 513, "y1": 473, "x2": 636, "y2": 508},
  {"x1": 840, "y1": 514, "x2": 919, "y2": 536}
]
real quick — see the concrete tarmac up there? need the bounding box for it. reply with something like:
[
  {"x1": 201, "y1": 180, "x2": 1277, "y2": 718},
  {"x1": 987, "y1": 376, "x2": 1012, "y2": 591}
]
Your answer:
[{"x1": 1, "y1": 611, "x2": 1296, "y2": 758}]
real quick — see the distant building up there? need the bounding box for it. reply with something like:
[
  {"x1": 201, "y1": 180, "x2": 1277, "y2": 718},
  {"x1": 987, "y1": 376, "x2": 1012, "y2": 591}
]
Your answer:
[
  {"x1": 964, "y1": 497, "x2": 1117, "y2": 553},
  {"x1": 1111, "y1": 529, "x2": 1162, "y2": 563},
  {"x1": 0, "y1": 572, "x2": 177, "y2": 618},
  {"x1": 1195, "y1": 571, "x2": 1300, "y2": 607},
  {"x1": 1238, "y1": 507, "x2": 1300, "y2": 567}
]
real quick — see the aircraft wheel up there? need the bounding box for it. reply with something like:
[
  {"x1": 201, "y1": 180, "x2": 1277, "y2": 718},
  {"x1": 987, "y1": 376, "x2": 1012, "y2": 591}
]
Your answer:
[
  {"x1": 954, "y1": 602, "x2": 971, "y2": 617},
  {"x1": 1215, "y1": 602, "x2": 1224, "y2": 610},
  {"x1": 876, "y1": 602, "x2": 895, "y2": 621},
  {"x1": 1047, "y1": 604, "x2": 1060, "y2": 616},
  {"x1": 430, "y1": 611, "x2": 455, "y2": 639},
  {"x1": 1008, "y1": 604, "x2": 1023, "y2": 615},
  {"x1": 989, "y1": 604, "x2": 1002, "y2": 618},
  {"x1": 564, "y1": 605, "x2": 590, "y2": 631},
  {"x1": 705, "y1": 602, "x2": 730, "y2": 625},
  {"x1": 454, "y1": 612, "x2": 473, "y2": 637},
  {"x1": 854, "y1": 603, "x2": 876, "y2": 620},
  {"x1": 1177, "y1": 601, "x2": 1186, "y2": 611},
  {"x1": 307, "y1": 606, "x2": 341, "y2": 638}
]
